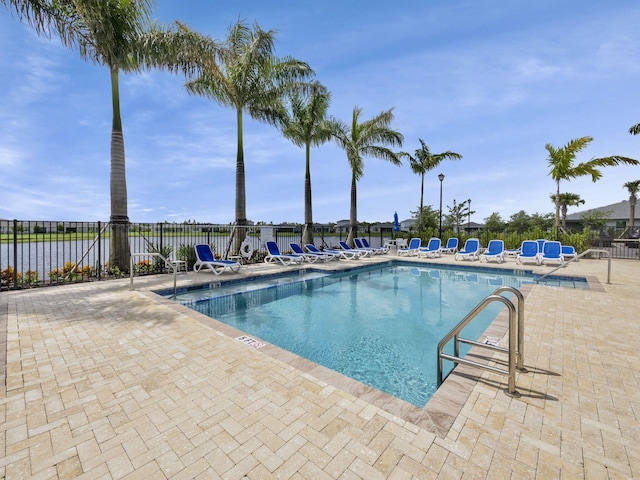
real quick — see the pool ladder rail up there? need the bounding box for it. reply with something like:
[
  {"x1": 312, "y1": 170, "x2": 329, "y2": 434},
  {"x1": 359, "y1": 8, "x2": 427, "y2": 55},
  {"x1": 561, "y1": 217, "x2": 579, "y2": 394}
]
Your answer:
[{"x1": 436, "y1": 286, "x2": 525, "y2": 397}]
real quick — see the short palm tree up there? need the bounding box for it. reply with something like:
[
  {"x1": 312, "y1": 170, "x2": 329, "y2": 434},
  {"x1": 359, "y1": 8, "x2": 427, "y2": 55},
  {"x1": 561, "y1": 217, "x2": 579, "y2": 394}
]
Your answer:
[
  {"x1": 331, "y1": 106, "x2": 404, "y2": 246},
  {"x1": 399, "y1": 139, "x2": 461, "y2": 231},
  {"x1": 623, "y1": 180, "x2": 640, "y2": 230},
  {"x1": 546, "y1": 136, "x2": 639, "y2": 229},
  {"x1": 183, "y1": 20, "x2": 314, "y2": 252},
  {"x1": 549, "y1": 192, "x2": 585, "y2": 230},
  {"x1": 281, "y1": 82, "x2": 333, "y2": 245}
]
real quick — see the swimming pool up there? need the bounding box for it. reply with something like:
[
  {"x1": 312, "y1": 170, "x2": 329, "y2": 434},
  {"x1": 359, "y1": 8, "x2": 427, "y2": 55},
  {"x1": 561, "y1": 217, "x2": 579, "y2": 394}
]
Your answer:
[{"x1": 165, "y1": 263, "x2": 587, "y2": 407}]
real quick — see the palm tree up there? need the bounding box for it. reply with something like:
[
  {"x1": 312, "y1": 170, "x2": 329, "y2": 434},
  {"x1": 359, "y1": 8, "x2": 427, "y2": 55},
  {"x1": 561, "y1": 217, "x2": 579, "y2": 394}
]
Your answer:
[
  {"x1": 546, "y1": 136, "x2": 639, "y2": 229},
  {"x1": 549, "y1": 192, "x2": 585, "y2": 230},
  {"x1": 331, "y1": 106, "x2": 404, "y2": 246},
  {"x1": 623, "y1": 180, "x2": 640, "y2": 231},
  {"x1": 4, "y1": 2, "x2": 215, "y2": 270},
  {"x1": 281, "y1": 82, "x2": 333, "y2": 245},
  {"x1": 1, "y1": 0, "x2": 72, "y2": 36},
  {"x1": 399, "y1": 139, "x2": 461, "y2": 231},
  {"x1": 630, "y1": 124, "x2": 640, "y2": 135},
  {"x1": 183, "y1": 20, "x2": 314, "y2": 252}
]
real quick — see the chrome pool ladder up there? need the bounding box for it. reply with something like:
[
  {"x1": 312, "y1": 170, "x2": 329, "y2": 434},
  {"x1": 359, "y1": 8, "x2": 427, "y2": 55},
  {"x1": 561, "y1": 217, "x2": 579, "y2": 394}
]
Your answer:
[{"x1": 436, "y1": 286, "x2": 525, "y2": 397}]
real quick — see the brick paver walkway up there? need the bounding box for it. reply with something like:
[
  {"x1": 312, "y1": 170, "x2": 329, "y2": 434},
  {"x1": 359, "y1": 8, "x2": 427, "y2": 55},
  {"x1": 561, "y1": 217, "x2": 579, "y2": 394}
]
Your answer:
[{"x1": 1, "y1": 255, "x2": 638, "y2": 479}]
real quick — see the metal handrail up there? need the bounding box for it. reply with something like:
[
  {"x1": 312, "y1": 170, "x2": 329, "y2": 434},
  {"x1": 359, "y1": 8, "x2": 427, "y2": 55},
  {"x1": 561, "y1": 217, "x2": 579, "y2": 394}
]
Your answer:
[
  {"x1": 535, "y1": 248, "x2": 611, "y2": 284},
  {"x1": 130, "y1": 252, "x2": 177, "y2": 299},
  {"x1": 437, "y1": 287, "x2": 523, "y2": 397}
]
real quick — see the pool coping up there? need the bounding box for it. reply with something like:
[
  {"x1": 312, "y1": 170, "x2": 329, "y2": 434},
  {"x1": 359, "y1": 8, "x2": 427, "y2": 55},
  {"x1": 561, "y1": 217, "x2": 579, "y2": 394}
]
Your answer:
[{"x1": 148, "y1": 260, "x2": 599, "y2": 437}]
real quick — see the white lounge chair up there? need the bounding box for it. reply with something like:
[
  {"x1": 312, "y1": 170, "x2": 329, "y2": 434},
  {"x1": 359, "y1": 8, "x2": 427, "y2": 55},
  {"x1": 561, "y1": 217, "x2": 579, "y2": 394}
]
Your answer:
[
  {"x1": 440, "y1": 238, "x2": 459, "y2": 254},
  {"x1": 454, "y1": 238, "x2": 480, "y2": 261},
  {"x1": 304, "y1": 244, "x2": 338, "y2": 261},
  {"x1": 539, "y1": 241, "x2": 564, "y2": 266},
  {"x1": 264, "y1": 241, "x2": 305, "y2": 266},
  {"x1": 561, "y1": 245, "x2": 578, "y2": 262},
  {"x1": 516, "y1": 240, "x2": 540, "y2": 265},
  {"x1": 193, "y1": 244, "x2": 241, "y2": 275},
  {"x1": 417, "y1": 238, "x2": 442, "y2": 258},
  {"x1": 339, "y1": 241, "x2": 373, "y2": 257},
  {"x1": 397, "y1": 238, "x2": 421, "y2": 256},
  {"x1": 480, "y1": 239, "x2": 505, "y2": 263},
  {"x1": 289, "y1": 243, "x2": 321, "y2": 263}
]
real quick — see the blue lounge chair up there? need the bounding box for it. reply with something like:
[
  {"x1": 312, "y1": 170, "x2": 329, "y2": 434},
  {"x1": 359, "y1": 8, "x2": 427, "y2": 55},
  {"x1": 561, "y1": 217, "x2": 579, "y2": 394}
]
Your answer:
[
  {"x1": 311, "y1": 244, "x2": 361, "y2": 260},
  {"x1": 193, "y1": 244, "x2": 241, "y2": 275},
  {"x1": 480, "y1": 239, "x2": 505, "y2": 263},
  {"x1": 540, "y1": 241, "x2": 564, "y2": 266},
  {"x1": 289, "y1": 243, "x2": 323, "y2": 263},
  {"x1": 417, "y1": 238, "x2": 442, "y2": 258},
  {"x1": 516, "y1": 240, "x2": 540, "y2": 265},
  {"x1": 359, "y1": 238, "x2": 387, "y2": 254},
  {"x1": 339, "y1": 241, "x2": 373, "y2": 257},
  {"x1": 304, "y1": 244, "x2": 338, "y2": 261},
  {"x1": 561, "y1": 245, "x2": 578, "y2": 262},
  {"x1": 397, "y1": 238, "x2": 421, "y2": 256},
  {"x1": 264, "y1": 241, "x2": 305, "y2": 266},
  {"x1": 454, "y1": 238, "x2": 480, "y2": 261},
  {"x1": 353, "y1": 238, "x2": 380, "y2": 255},
  {"x1": 440, "y1": 238, "x2": 459, "y2": 254}
]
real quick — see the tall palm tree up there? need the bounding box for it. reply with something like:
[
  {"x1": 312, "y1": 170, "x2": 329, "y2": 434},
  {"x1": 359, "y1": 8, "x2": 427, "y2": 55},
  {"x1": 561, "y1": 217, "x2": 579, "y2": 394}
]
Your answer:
[
  {"x1": 281, "y1": 82, "x2": 333, "y2": 245},
  {"x1": 549, "y1": 192, "x2": 585, "y2": 230},
  {"x1": 399, "y1": 138, "x2": 461, "y2": 231},
  {"x1": 630, "y1": 123, "x2": 640, "y2": 135},
  {"x1": 1, "y1": 0, "x2": 72, "y2": 36},
  {"x1": 183, "y1": 20, "x2": 314, "y2": 252},
  {"x1": 331, "y1": 106, "x2": 404, "y2": 246},
  {"x1": 546, "y1": 136, "x2": 639, "y2": 229},
  {"x1": 623, "y1": 180, "x2": 640, "y2": 230}
]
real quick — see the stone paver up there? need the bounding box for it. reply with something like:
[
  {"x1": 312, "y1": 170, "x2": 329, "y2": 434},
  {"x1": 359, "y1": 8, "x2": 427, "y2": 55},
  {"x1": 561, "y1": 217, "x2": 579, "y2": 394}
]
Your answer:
[{"x1": 1, "y1": 254, "x2": 639, "y2": 479}]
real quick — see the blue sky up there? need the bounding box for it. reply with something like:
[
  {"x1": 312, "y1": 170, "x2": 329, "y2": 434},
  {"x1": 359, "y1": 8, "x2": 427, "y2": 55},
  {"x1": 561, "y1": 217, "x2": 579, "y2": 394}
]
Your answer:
[{"x1": 1, "y1": 0, "x2": 639, "y2": 224}]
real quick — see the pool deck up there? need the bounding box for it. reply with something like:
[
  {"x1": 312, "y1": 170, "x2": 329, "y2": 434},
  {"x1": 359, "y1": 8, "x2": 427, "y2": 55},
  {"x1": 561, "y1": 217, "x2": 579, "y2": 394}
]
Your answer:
[{"x1": 1, "y1": 253, "x2": 639, "y2": 479}]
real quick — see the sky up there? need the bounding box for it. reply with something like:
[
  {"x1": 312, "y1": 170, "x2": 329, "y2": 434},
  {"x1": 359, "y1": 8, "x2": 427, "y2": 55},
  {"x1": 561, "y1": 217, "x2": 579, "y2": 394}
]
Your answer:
[{"x1": 1, "y1": 1, "x2": 640, "y2": 225}]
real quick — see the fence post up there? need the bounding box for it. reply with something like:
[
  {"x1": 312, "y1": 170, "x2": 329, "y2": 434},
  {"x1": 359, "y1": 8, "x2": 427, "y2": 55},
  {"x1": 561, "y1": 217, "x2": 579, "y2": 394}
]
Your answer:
[
  {"x1": 12, "y1": 219, "x2": 18, "y2": 289},
  {"x1": 97, "y1": 221, "x2": 102, "y2": 281}
]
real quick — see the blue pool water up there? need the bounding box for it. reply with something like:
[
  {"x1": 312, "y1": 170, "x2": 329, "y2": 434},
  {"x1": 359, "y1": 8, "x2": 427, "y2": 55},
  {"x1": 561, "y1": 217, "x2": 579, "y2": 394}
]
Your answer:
[{"x1": 166, "y1": 263, "x2": 587, "y2": 407}]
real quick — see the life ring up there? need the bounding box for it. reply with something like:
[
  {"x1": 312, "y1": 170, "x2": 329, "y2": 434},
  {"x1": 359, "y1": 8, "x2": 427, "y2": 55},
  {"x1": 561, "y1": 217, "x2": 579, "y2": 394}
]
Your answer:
[{"x1": 240, "y1": 241, "x2": 254, "y2": 259}]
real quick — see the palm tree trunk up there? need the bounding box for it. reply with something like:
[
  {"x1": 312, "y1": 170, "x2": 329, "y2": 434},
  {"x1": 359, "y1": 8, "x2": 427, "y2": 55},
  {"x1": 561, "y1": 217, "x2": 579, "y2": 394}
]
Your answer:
[
  {"x1": 555, "y1": 180, "x2": 561, "y2": 229},
  {"x1": 108, "y1": 68, "x2": 130, "y2": 272},
  {"x1": 630, "y1": 195, "x2": 636, "y2": 230},
  {"x1": 302, "y1": 142, "x2": 314, "y2": 245},
  {"x1": 418, "y1": 172, "x2": 424, "y2": 231},
  {"x1": 235, "y1": 107, "x2": 246, "y2": 254},
  {"x1": 561, "y1": 204, "x2": 568, "y2": 229},
  {"x1": 347, "y1": 173, "x2": 357, "y2": 247}
]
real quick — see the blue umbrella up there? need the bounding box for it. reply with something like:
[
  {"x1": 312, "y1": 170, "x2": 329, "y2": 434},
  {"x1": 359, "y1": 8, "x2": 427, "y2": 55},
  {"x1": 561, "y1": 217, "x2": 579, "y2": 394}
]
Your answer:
[{"x1": 393, "y1": 212, "x2": 399, "y2": 232}]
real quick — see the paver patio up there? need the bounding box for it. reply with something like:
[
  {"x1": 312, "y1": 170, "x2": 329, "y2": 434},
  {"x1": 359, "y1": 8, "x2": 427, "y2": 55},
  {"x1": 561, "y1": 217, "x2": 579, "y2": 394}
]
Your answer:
[{"x1": 1, "y1": 254, "x2": 638, "y2": 479}]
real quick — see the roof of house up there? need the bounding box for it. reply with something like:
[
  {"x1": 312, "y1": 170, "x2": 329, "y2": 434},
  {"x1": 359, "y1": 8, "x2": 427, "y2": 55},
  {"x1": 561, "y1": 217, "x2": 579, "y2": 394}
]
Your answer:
[{"x1": 565, "y1": 200, "x2": 638, "y2": 221}]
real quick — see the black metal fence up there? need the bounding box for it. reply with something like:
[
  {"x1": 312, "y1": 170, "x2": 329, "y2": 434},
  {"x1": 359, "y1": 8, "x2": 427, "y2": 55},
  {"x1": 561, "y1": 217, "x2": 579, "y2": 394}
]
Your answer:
[
  {"x1": 1, "y1": 219, "x2": 637, "y2": 291},
  {"x1": 0, "y1": 220, "x2": 394, "y2": 290}
]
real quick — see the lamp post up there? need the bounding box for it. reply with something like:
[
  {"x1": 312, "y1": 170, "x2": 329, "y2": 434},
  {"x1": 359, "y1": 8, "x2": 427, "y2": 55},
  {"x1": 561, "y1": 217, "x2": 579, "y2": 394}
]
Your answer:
[
  {"x1": 438, "y1": 173, "x2": 445, "y2": 239},
  {"x1": 467, "y1": 198, "x2": 471, "y2": 232}
]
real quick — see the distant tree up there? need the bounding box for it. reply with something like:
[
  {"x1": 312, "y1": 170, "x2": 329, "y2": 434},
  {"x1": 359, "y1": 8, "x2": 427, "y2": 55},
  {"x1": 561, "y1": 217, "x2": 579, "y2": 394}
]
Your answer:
[
  {"x1": 483, "y1": 212, "x2": 506, "y2": 232},
  {"x1": 508, "y1": 210, "x2": 531, "y2": 234},
  {"x1": 623, "y1": 180, "x2": 640, "y2": 231},
  {"x1": 529, "y1": 212, "x2": 554, "y2": 231},
  {"x1": 550, "y1": 192, "x2": 585, "y2": 230},
  {"x1": 546, "y1": 136, "x2": 639, "y2": 229},
  {"x1": 410, "y1": 205, "x2": 438, "y2": 231},
  {"x1": 444, "y1": 199, "x2": 472, "y2": 233},
  {"x1": 282, "y1": 82, "x2": 333, "y2": 245},
  {"x1": 630, "y1": 123, "x2": 640, "y2": 135},
  {"x1": 331, "y1": 106, "x2": 403, "y2": 246},
  {"x1": 399, "y1": 139, "x2": 461, "y2": 231},
  {"x1": 184, "y1": 20, "x2": 314, "y2": 252},
  {"x1": 581, "y1": 210, "x2": 611, "y2": 232}
]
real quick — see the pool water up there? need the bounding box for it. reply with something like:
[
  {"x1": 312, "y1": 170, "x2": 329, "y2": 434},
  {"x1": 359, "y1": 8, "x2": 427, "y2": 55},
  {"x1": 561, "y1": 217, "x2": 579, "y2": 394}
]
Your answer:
[{"x1": 169, "y1": 263, "x2": 587, "y2": 407}]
